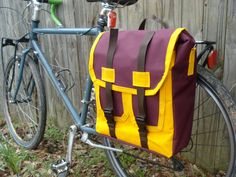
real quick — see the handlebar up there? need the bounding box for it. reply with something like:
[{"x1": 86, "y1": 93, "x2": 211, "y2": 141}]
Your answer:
[
  {"x1": 28, "y1": 0, "x2": 62, "y2": 4},
  {"x1": 50, "y1": 3, "x2": 63, "y2": 27},
  {"x1": 47, "y1": 0, "x2": 63, "y2": 27},
  {"x1": 27, "y1": 0, "x2": 63, "y2": 27}
]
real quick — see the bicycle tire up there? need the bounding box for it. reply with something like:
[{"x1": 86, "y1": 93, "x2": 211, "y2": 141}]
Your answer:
[
  {"x1": 103, "y1": 65, "x2": 236, "y2": 177},
  {"x1": 3, "y1": 54, "x2": 46, "y2": 149}
]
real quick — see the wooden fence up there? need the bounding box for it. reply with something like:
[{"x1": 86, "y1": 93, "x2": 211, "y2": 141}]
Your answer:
[
  {"x1": 0, "y1": 0, "x2": 236, "y2": 173},
  {"x1": 1, "y1": 0, "x2": 236, "y2": 126},
  {"x1": 0, "y1": 1, "x2": 235, "y2": 119}
]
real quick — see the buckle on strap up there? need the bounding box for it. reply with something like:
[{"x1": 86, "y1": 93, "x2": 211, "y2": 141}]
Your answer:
[
  {"x1": 104, "y1": 108, "x2": 113, "y2": 118},
  {"x1": 136, "y1": 115, "x2": 145, "y2": 122},
  {"x1": 104, "y1": 108, "x2": 115, "y2": 126},
  {"x1": 136, "y1": 115, "x2": 146, "y2": 128}
]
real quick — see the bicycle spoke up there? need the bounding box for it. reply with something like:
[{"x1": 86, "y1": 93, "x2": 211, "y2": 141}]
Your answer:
[
  {"x1": 194, "y1": 96, "x2": 211, "y2": 110},
  {"x1": 16, "y1": 102, "x2": 37, "y2": 140},
  {"x1": 15, "y1": 102, "x2": 28, "y2": 137},
  {"x1": 193, "y1": 111, "x2": 221, "y2": 121},
  {"x1": 16, "y1": 92, "x2": 38, "y2": 128}
]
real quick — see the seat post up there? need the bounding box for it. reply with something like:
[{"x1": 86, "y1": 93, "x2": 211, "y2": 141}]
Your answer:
[{"x1": 97, "y1": 3, "x2": 116, "y2": 29}]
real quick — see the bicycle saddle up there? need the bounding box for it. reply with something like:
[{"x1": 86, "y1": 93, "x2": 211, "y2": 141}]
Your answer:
[{"x1": 86, "y1": 0, "x2": 138, "y2": 6}]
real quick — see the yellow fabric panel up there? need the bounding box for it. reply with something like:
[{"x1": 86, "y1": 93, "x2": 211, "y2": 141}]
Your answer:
[
  {"x1": 147, "y1": 130, "x2": 174, "y2": 158},
  {"x1": 147, "y1": 54, "x2": 175, "y2": 157},
  {"x1": 132, "y1": 71, "x2": 150, "y2": 88},
  {"x1": 95, "y1": 75, "x2": 175, "y2": 157},
  {"x1": 156, "y1": 79, "x2": 165, "y2": 131},
  {"x1": 89, "y1": 32, "x2": 105, "y2": 82},
  {"x1": 188, "y1": 47, "x2": 196, "y2": 76},
  {"x1": 95, "y1": 86, "x2": 140, "y2": 145},
  {"x1": 101, "y1": 67, "x2": 115, "y2": 83},
  {"x1": 94, "y1": 79, "x2": 138, "y2": 94},
  {"x1": 94, "y1": 84, "x2": 110, "y2": 136},
  {"x1": 115, "y1": 92, "x2": 141, "y2": 147},
  {"x1": 89, "y1": 28, "x2": 185, "y2": 96}
]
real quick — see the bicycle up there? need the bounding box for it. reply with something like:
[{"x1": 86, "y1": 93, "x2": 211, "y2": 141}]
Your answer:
[{"x1": 1, "y1": 0, "x2": 236, "y2": 176}]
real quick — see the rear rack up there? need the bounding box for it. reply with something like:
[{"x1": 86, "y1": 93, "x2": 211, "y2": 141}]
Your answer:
[{"x1": 1, "y1": 33, "x2": 30, "y2": 75}]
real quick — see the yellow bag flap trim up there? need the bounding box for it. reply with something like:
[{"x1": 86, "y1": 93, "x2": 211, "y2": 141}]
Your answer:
[
  {"x1": 188, "y1": 47, "x2": 196, "y2": 76},
  {"x1": 132, "y1": 71, "x2": 150, "y2": 88},
  {"x1": 102, "y1": 67, "x2": 115, "y2": 83},
  {"x1": 89, "y1": 32, "x2": 105, "y2": 82},
  {"x1": 89, "y1": 28, "x2": 185, "y2": 96}
]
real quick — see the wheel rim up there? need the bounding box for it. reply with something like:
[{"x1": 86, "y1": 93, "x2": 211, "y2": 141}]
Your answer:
[{"x1": 4, "y1": 57, "x2": 42, "y2": 146}]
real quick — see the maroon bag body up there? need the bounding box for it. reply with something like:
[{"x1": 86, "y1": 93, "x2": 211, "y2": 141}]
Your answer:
[{"x1": 89, "y1": 28, "x2": 196, "y2": 157}]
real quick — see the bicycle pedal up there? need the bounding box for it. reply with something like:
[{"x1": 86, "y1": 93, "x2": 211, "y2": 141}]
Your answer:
[{"x1": 51, "y1": 159, "x2": 69, "y2": 176}]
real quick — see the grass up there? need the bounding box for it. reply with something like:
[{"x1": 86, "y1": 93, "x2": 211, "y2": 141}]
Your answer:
[
  {"x1": 0, "y1": 143, "x2": 21, "y2": 174},
  {"x1": 44, "y1": 120, "x2": 65, "y2": 142},
  {"x1": 0, "y1": 132, "x2": 39, "y2": 176},
  {"x1": 0, "y1": 119, "x2": 115, "y2": 176},
  {"x1": 0, "y1": 118, "x2": 221, "y2": 177}
]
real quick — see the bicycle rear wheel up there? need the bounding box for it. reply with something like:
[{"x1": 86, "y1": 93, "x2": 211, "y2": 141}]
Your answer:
[
  {"x1": 104, "y1": 66, "x2": 236, "y2": 177},
  {"x1": 3, "y1": 54, "x2": 46, "y2": 149}
]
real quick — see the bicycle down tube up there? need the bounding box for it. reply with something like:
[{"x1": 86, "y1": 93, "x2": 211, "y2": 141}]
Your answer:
[{"x1": 31, "y1": 22, "x2": 101, "y2": 135}]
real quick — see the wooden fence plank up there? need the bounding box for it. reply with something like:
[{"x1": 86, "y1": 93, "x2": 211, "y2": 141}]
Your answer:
[
  {"x1": 224, "y1": 0, "x2": 236, "y2": 98},
  {"x1": 181, "y1": 0, "x2": 204, "y2": 39}
]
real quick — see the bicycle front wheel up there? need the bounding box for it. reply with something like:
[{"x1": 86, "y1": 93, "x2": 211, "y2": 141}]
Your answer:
[
  {"x1": 3, "y1": 54, "x2": 46, "y2": 149},
  {"x1": 104, "y1": 66, "x2": 236, "y2": 177}
]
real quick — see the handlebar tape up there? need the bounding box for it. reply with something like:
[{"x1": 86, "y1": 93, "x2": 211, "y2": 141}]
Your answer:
[
  {"x1": 50, "y1": 4, "x2": 63, "y2": 27},
  {"x1": 35, "y1": 0, "x2": 62, "y2": 5}
]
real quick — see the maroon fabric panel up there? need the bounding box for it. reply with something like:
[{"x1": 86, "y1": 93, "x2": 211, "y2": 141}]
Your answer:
[
  {"x1": 93, "y1": 29, "x2": 175, "y2": 89},
  {"x1": 132, "y1": 94, "x2": 159, "y2": 126},
  {"x1": 99, "y1": 87, "x2": 123, "y2": 116},
  {"x1": 171, "y1": 31, "x2": 196, "y2": 154}
]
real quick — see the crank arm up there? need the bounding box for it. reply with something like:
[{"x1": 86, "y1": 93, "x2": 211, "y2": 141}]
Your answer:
[{"x1": 80, "y1": 132, "x2": 123, "y2": 153}]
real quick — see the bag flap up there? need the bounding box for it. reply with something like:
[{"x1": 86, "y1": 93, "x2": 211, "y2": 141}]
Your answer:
[{"x1": 89, "y1": 28, "x2": 192, "y2": 96}]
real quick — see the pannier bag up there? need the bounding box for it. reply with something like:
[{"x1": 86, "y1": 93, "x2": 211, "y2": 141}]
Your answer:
[{"x1": 89, "y1": 28, "x2": 196, "y2": 157}]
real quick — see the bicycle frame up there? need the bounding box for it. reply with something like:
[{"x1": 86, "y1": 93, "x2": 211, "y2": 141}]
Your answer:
[
  {"x1": 31, "y1": 24, "x2": 101, "y2": 134},
  {"x1": 1, "y1": 0, "x2": 217, "y2": 142},
  {"x1": 1, "y1": 1, "x2": 108, "y2": 136}
]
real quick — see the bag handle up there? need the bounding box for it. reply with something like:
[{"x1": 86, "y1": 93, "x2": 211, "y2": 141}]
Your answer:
[
  {"x1": 136, "y1": 31, "x2": 155, "y2": 148},
  {"x1": 139, "y1": 17, "x2": 169, "y2": 30}
]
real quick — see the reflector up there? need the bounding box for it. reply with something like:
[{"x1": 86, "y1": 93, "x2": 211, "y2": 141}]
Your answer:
[{"x1": 207, "y1": 50, "x2": 218, "y2": 69}]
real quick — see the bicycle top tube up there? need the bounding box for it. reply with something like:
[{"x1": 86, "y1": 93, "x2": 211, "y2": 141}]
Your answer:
[{"x1": 32, "y1": 27, "x2": 102, "y2": 36}]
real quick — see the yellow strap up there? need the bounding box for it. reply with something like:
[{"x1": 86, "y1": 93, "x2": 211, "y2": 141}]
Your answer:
[
  {"x1": 101, "y1": 67, "x2": 115, "y2": 83},
  {"x1": 188, "y1": 47, "x2": 196, "y2": 76},
  {"x1": 132, "y1": 71, "x2": 150, "y2": 88}
]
